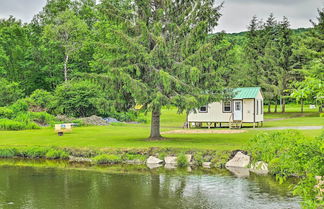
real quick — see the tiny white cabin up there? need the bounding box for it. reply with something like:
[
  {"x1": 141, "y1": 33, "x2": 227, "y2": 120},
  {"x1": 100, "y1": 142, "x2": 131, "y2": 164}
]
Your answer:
[{"x1": 188, "y1": 87, "x2": 264, "y2": 128}]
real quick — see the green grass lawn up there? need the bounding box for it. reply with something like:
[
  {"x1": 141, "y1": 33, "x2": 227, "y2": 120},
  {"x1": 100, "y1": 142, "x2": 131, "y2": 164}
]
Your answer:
[{"x1": 0, "y1": 104, "x2": 322, "y2": 151}]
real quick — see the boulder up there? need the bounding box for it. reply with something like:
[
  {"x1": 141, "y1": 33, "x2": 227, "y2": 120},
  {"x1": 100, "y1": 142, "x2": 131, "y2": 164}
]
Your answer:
[
  {"x1": 69, "y1": 156, "x2": 92, "y2": 163},
  {"x1": 250, "y1": 161, "x2": 269, "y2": 174},
  {"x1": 164, "y1": 156, "x2": 177, "y2": 164},
  {"x1": 185, "y1": 154, "x2": 192, "y2": 163},
  {"x1": 202, "y1": 162, "x2": 211, "y2": 168},
  {"x1": 146, "y1": 156, "x2": 163, "y2": 164},
  {"x1": 225, "y1": 152, "x2": 250, "y2": 168},
  {"x1": 125, "y1": 159, "x2": 143, "y2": 164}
]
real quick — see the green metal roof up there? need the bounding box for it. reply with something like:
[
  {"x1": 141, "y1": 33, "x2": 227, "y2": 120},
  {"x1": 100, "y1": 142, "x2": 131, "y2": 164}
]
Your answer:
[{"x1": 233, "y1": 87, "x2": 261, "y2": 99}]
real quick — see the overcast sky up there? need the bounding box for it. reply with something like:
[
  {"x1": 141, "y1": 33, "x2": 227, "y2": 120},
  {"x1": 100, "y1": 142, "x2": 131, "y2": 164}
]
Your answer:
[{"x1": 0, "y1": 0, "x2": 323, "y2": 33}]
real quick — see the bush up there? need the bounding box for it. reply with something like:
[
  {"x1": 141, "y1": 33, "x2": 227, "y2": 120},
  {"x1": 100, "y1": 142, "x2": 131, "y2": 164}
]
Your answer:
[
  {"x1": 53, "y1": 81, "x2": 113, "y2": 117},
  {"x1": 30, "y1": 112, "x2": 56, "y2": 125},
  {"x1": 177, "y1": 153, "x2": 189, "y2": 167},
  {"x1": 10, "y1": 99, "x2": 29, "y2": 113},
  {"x1": 0, "y1": 119, "x2": 38, "y2": 130},
  {"x1": 93, "y1": 154, "x2": 122, "y2": 164},
  {"x1": 193, "y1": 152, "x2": 204, "y2": 166},
  {"x1": 29, "y1": 89, "x2": 54, "y2": 110},
  {"x1": 0, "y1": 78, "x2": 23, "y2": 106},
  {"x1": 0, "y1": 148, "x2": 17, "y2": 158},
  {"x1": 320, "y1": 113, "x2": 324, "y2": 117},
  {"x1": 0, "y1": 107, "x2": 14, "y2": 119},
  {"x1": 22, "y1": 147, "x2": 49, "y2": 158},
  {"x1": 248, "y1": 130, "x2": 324, "y2": 207},
  {"x1": 45, "y1": 149, "x2": 69, "y2": 159},
  {"x1": 121, "y1": 153, "x2": 146, "y2": 161}
]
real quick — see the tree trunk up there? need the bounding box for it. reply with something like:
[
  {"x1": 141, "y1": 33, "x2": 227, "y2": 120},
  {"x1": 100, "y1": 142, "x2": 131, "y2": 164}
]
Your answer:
[
  {"x1": 267, "y1": 101, "x2": 271, "y2": 113},
  {"x1": 319, "y1": 103, "x2": 323, "y2": 113},
  {"x1": 301, "y1": 99, "x2": 304, "y2": 113},
  {"x1": 149, "y1": 106, "x2": 162, "y2": 140},
  {"x1": 64, "y1": 54, "x2": 69, "y2": 82},
  {"x1": 282, "y1": 97, "x2": 286, "y2": 113},
  {"x1": 274, "y1": 99, "x2": 278, "y2": 113}
]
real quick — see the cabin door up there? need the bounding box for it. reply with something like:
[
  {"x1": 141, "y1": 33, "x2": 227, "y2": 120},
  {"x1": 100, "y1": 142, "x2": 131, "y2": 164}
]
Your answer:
[{"x1": 233, "y1": 100, "x2": 243, "y2": 121}]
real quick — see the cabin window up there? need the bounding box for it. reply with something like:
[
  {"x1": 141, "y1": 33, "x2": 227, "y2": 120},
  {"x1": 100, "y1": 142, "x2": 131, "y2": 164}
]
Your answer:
[
  {"x1": 199, "y1": 106, "x2": 208, "y2": 113},
  {"x1": 256, "y1": 100, "x2": 259, "y2": 115},
  {"x1": 223, "y1": 101, "x2": 231, "y2": 113},
  {"x1": 261, "y1": 100, "x2": 263, "y2": 114}
]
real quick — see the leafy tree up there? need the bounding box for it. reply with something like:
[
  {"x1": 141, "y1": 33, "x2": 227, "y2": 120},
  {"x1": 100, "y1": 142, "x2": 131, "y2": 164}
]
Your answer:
[
  {"x1": 0, "y1": 78, "x2": 24, "y2": 106},
  {"x1": 93, "y1": 0, "x2": 224, "y2": 139},
  {"x1": 43, "y1": 10, "x2": 89, "y2": 82}
]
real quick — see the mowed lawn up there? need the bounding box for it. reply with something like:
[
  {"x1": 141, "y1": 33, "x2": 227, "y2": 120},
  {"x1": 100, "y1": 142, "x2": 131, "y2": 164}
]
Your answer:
[{"x1": 0, "y1": 106, "x2": 322, "y2": 151}]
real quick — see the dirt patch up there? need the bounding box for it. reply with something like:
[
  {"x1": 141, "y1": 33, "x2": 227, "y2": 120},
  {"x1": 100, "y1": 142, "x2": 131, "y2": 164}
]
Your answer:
[{"x1": 162, "y1": 129, "x2": 247, "y2": 134}]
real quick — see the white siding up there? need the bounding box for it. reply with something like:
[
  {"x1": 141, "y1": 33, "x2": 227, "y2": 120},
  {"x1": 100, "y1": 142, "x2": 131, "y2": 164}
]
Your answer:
[
  {"x1": 242, "y1": 99, "x2": 254, "y2": 122},
  {"x1": 188, "y1": 102, "x2": 231, "y2": 122},
  {"x1": 188, "y1": 89, "x2": 264, "y2": 123},
  {"x1": 255, "y1": 91, "x2": 264, "y2": 122}
]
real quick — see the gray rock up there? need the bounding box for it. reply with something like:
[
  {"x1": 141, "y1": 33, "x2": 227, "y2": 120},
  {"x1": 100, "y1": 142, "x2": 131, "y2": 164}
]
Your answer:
[
  {"x1": 227, "y1": 167, "x2": 250, "y2": 178},
  {"x1": 146, "y1": 156, "x2": 163, "y2": 164},
  {"x1": 164, "y1": 156, "x2": 177, "y2": 164},
  {"x1": 69, "y1": 156, "x2": 92, "y2": 163},
  {"x1": 104, "y1": 117, "x2": 120, "y2": 123},
  {"x1": 185, "y1": 154, "x2": 192, "y2": 163},
  {"x1": 125, "y1": 159, "x2": 143, "y2": 164},
  {"x1": 225, "y1": 152, "x2": 250, "y2": 168},
  {"x1": 250, "y1": 161, "x2": 269, "y2": 174},
  {"x1": 202, "y1": 162, "x2": 211, "y2": 168}
]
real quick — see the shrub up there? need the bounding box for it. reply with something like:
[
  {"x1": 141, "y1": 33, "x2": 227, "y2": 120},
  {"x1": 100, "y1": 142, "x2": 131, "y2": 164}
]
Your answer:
[
  {"x1": 53, "y1": 81, "x2": 113, "y2": 117},
  {"x1": 194, "y1": 152, "x2": 204, "y2": 166},
  {"x1": 46, "y1": 149, "x2": 69, "y2": 159},
  {"x1": 0, "y1": 119, "x2": 36, "y2": 130},
  {"x1": 22, "y1": 147, "x2": 49, "y2": 158},
  {"x1": 0, "y1": 148, "x2": 17, "y2": 158},
  {"x1": 121, "y1": 153, "x2": 146, "y2": 161},
  {"x1": 10, "y1": 99, "x2": 29, "y2": 113},
  {"x1": 29, "y1": 89, "x2": 54, "y2": 110},
  {"x1": 93, "y1": 154, "x2": 122, "y2": 164},
  {"x1": 177, "y1": 153, "x2": 189, "y2": 167},
  {"x1": 30, "y1": 112, "x2": 56, "y2": 125},
  {"x1": 320, "y1": 113, "x2": 324, "y2": 117},
  {"x1": 0, "y1": 78, "x2": 23, "y2": 106},
  {"x1": 248, "y1": 130, "x2": 324, "y2": 207},
  {"x1": 0, "y1": 107, "x2": 14, "y2": 119}
]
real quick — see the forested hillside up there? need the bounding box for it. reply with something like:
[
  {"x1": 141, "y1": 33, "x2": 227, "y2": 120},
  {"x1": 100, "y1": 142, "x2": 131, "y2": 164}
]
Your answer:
[{"x1": 0, "y1": 0, "x2": 323, "y2": 136}]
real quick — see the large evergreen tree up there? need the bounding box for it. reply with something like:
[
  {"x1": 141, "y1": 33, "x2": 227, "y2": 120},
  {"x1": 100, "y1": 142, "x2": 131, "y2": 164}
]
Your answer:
[{"x1": 93, "y1": 0, "x2": 224, "y2": 139}]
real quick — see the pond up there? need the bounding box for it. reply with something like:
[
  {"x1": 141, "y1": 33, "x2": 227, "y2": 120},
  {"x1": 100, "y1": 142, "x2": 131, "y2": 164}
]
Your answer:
[{"x1": 0, "y1": 160, "x2": 300, "y2": 209}]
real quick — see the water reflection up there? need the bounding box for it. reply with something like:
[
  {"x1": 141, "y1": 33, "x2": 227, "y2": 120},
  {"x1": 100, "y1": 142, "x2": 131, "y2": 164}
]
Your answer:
[{"x1": 0, "y1": 165, "x2": 300, "y2": 209}]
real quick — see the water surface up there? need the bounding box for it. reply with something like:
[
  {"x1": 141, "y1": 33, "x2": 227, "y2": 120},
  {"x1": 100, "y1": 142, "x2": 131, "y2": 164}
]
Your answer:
[{"x1": 0, "y1": 162, "x2": 300, "y2": 209}]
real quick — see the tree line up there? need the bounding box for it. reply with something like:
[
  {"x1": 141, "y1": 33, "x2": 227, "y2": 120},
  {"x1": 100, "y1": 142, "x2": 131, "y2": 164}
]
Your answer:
[{"x1": 0, "y1": 0, "x2": 323, "y2": 138}]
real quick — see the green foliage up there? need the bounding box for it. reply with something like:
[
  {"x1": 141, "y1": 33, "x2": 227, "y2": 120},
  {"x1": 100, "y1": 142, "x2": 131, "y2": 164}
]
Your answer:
[
  {"x1": 177, "y1": 153, "x2": 189, "y2": 168},
  {"x1": 10, "y1": 99, "x2": 29, "y2": 113},
  {"x1": 248, "y1": 130, "x2": 324, "y2": 207},
  {"x1": 21, "y1": 147, "x2": 50, "y2": 158},
  {"x1": 0, "y1": 148, "x2": 17, "y2": 158},
  {"x1": 30, "y1": 112, "x2": 56, "y2": 125},
  {"x1": 45, "y1": 149, "x2": 69, "y2": 159},
  {"x1": 29, "y1": 89, "x2": 55, "y2": 110},
  {"x1": 0, "y1": 78, "x2": 24, "y2": 106},
  {"x1": 93, "y1": 154, "x2": 122, "y2": 164},
  {"x1": 193, "y1": 152, "x2": 204, "y2": 166},
  {"x1": 53, "y1": 80, "x2": 113, "y2": 117},
  {"x1": 121, "y1": 153, "x2": 146, "y2": 161},
  {"x1": 0, "y1": 107, "x2": 14, "y2": 119},
  {"x1": 0, "y1": 119, "x2": 39, "y2": 130}
]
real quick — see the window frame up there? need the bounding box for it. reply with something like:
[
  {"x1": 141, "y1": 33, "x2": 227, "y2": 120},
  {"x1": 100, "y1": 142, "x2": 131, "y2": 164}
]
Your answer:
[
  {"x1": 222, "y1": 101, "x2": 232, "y2": 113},
  {"x1": 198, "y1": 105, "x2": 208, "y2": 113}
]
